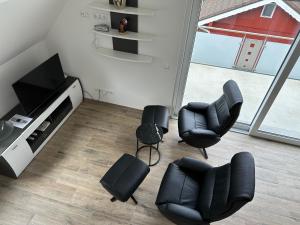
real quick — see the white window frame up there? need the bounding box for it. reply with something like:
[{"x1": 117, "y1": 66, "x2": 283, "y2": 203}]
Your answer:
[
  {"x1": 172, "y1": 0, "x2": 300, "y2": 146},
  {"x1": 249, "y1": 32, "x2": 300, "y2": 146},
  {"x1": 260, "y1": 3, "x2": 277, "y2": 18},
  {"x1": 172, "y1": 0, "x2": 202, "y2": 117}
]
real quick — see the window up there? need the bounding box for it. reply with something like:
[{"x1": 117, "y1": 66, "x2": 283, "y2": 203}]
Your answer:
[{"x1": 261, "y1": 3, "x2": 277, "y2": 18}]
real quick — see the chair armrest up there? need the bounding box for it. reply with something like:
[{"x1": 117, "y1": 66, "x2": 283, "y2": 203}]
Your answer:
[
  {"x1": 158, "y1": 203, "x2": 207, "y2": 225},
  {"x1": 229, "y1": 152, "x2": 255, "y2": 202},
  {"x1": 182, "y1": 128, "x2": 220, "y2": 148},
  {"x1": 187, "y1": 102, "x2": 209, "y2": 112},
  {"x1": 176, "y1": 157, "x2": 212, "y2": 173}
]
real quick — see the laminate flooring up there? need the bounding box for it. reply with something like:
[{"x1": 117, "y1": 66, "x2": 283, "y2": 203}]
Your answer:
[{"x1": 0, "y1": 100, "x2": 299, "y2": 225}]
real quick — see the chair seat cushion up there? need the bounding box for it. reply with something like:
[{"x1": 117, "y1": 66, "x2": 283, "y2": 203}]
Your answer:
[
  {"x1": 156, "y1": 163, "x2": 200, "y2": 209},
  {"x1": 178, "y1": 106, "x2": 221, "y2": 148},
  {"x1": 179, "y1": 107, "x2": 207, "y2": 136},
  {"x1": 100, "y1": 154, "x2": 150, "y2": 202}
]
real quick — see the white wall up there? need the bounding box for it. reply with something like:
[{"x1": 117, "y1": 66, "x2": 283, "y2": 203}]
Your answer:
[
  {"x1": 46, "y1": 0, "x2": 191, "y2": 110},
  {"x1": 0, "y1": 0, "x2": 67, "y2": 65},
  {"x1": 0, "y1": 0, "x2": 67, "y2": 117},
  {"x1": 0, "y1": 41, "x2": 50, "y2": 118}
]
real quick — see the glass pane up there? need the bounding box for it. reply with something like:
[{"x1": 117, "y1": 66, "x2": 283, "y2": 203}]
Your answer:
[
  {"x1": 182, "y1": 1, "x2": 299, "y2": 126},
  {"x1": 261, "y1": 3, "x2": 276, "y2": 17},
  {"x1": 258, "y1": 58, "x2": 300, "y2": 139}
]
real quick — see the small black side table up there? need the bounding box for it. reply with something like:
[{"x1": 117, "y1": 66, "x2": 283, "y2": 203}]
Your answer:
[{"x1": 136, "y1": 123, "x2": 163, "y2": 167}]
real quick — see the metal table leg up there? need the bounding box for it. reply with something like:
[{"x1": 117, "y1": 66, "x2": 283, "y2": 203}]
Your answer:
[{"x1": 136, "y1": 139, "x2": 161, "y2": 167}]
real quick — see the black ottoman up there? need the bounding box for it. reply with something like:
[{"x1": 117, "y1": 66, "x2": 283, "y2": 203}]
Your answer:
[
  {"x1": 100, "y1": 154, "x2": 150, "y2": 204},
  {"x1": 142, "y1": 105, "x2": 169, "y2": 134}
]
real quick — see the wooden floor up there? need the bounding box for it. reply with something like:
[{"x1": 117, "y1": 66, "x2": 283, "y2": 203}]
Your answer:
[{"x1": 0, "y1": 100, "x2": 299, "y2": 225}]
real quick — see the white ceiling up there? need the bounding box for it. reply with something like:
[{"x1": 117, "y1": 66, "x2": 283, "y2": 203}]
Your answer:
[{"x1": 0, "y1": 0, "x2": 68, "y2": 65}]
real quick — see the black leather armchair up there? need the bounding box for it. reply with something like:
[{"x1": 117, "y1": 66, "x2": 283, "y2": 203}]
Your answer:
[
  {"x1": 178, "y1": 80, "x2": 243, "y2": 159},
  {"x1": 155, "y1": 152, "x2": 255, "y2": 225}
]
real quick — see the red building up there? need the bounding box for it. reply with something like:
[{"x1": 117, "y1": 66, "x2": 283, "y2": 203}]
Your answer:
[{"x1": 198, "y1": 0, "x2": 300, "y2": 71}]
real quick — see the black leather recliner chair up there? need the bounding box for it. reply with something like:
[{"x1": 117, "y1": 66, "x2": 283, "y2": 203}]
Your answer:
[
  {"x1": 155, "y1": 152, "x2": 255, "y2": 225},
  {"x1": 178, "y1": 80, "x2": 243, "y2": 159}
]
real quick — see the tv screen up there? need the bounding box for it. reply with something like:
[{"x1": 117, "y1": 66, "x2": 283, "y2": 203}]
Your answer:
[{"x1": 12, "y1": 54, "x2": 66, "y2": 116}]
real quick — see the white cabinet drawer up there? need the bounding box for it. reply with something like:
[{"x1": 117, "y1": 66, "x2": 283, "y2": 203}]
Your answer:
[
  {"x1": 69, "y1": 80, "x2": 83, "y2": 109},
  {"x1": 2, "y1": 139, "x2": 34, "y2": 177}
]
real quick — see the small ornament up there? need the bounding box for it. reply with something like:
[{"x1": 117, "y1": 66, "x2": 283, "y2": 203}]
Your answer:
[
  {"x1": 94, "y1": 24, "x2": 110, "y2": 32},
  {"x1": 113, "y1": 0, "x2": 127, "y2": 9},
  {"x1": 119, "y1": 18, "x2": 128, "y2": 33}
]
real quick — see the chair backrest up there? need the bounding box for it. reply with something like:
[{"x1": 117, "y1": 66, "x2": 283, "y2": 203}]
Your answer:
[
  {"x1": 207, "y1": 80, "x2": 243, "y2": 136},
  {"x1": 197, "y1": 152, "x2": 255, "y2": 222}
]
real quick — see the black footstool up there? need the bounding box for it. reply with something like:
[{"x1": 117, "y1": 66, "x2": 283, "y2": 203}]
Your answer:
[
  {"x1": 100, "y1": 154, "x2": 150, "y2": 204},
  {"x1": 142, "y1": 105, "x2": 169, "y2": 134}
]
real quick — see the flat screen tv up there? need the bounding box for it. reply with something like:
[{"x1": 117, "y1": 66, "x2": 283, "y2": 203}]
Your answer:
[{"x1": 12, "y1": 54, "x2": 66, "y2": 116}]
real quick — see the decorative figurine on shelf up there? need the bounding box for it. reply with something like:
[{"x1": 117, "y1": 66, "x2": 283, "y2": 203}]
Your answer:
[
  {"x1": 113, "y1": 0, "x2": 126, "y2": 9},
  {"x1": 119, "y1": 18, "x2": 128, "y2": 33}
]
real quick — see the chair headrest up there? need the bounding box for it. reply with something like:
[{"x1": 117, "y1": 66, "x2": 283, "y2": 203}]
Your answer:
[
  {"x1": 229, "y1": 152, "x2": 255, "y2": 203},
  {"x1": 223, "y1": 80, "x2": 243, "y2": 113}
]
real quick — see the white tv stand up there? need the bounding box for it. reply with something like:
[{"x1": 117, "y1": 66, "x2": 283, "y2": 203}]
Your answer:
[{"x1": 0, "y1": 77, "x2": 83, "y2": 178}]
